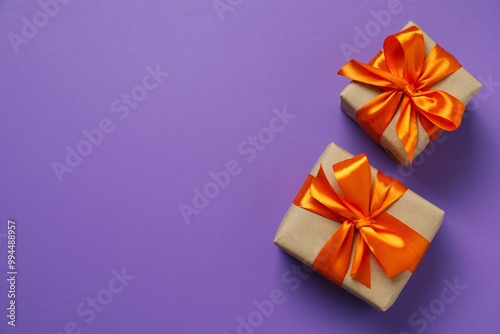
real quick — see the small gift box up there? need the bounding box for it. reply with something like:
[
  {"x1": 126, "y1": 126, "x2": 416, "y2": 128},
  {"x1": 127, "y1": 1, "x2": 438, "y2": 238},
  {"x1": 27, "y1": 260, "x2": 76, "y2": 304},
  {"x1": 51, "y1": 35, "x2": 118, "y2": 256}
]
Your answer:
[
  {"x1": 274, "y1": 142, "x2": 444, "y2": 311},
  {"x1": 338, "y1": 21, "x2": 482, "y2": 165}
]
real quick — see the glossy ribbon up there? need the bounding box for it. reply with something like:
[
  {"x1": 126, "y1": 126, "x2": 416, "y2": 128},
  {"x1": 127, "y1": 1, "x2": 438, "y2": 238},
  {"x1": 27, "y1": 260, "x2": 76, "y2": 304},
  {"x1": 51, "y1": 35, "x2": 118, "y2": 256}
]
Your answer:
[
  {"x1": 338, "y1": 26, "x2": 464, "y2": 163},
  {"x1": 293, "y1": 154, "x2": 429, "y2": 288}
]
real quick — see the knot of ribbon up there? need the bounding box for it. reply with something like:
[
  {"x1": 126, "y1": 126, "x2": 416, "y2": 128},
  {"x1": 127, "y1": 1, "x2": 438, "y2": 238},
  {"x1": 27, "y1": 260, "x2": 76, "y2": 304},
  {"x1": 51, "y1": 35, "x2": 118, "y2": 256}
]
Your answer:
[
  {"x1": 293, "y1": 154, "x2": 429, "y2": 288},
  {"x1": 338, "y1": 26, "x2": 464, "y2": 164}
]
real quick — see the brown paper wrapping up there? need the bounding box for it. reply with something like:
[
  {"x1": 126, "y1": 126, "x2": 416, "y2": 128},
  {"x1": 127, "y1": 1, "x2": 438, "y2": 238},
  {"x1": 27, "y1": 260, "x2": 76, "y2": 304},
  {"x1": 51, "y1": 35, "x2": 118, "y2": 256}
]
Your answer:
[
  {"x1": 273, "y1": 142, "x2": 444, "y2": 311},
  {"x1": 340, "y1": 21, "x2": 482, "y2": 166}
]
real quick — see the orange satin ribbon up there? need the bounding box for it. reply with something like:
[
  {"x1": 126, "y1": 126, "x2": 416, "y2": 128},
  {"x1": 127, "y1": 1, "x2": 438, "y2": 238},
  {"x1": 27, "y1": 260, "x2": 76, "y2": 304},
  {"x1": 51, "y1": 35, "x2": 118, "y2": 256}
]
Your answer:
[
  {"x1": 338, "y1": 26, "x2": 464, "y2": 163},
  {"x1": 293, "y1": 154, "x2": 429, "y2": 288}
]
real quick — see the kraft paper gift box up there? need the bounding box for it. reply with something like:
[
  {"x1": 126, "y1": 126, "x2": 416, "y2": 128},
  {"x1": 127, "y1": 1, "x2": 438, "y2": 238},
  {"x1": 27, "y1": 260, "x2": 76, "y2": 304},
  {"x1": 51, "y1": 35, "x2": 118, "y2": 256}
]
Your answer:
[
  {"x1": 338, "y1": 21, "x2": 482, "y2": 166},
  {"x1": 273, "y1": 142, "x2": 444, "y2": 311}
]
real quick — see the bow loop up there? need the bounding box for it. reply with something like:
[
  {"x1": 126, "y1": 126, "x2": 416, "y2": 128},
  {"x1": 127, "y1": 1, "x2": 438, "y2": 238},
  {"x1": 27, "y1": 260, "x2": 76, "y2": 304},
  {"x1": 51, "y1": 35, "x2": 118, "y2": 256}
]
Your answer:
[
  {"x1": 383, "y1": 25, "x2": 425, "y2": 82},
  {"x1": 359, "y1": 218, "x2": 419, "y2": 278},
  {"x1": 418, "y1": 44, "x2": 462, "y2": 87},
  {"x1": 411, "y1": 90, "x2": 464, "y2": 131},
  {"x1": 309, "y1": 166, "x2": 357, "y2": 220},
  {"x1": 333, "y1": 154, "x2": 372, "y2": 217},
  {"x1": 338, "y1": 60, "x2": 406, "y2": 90}
]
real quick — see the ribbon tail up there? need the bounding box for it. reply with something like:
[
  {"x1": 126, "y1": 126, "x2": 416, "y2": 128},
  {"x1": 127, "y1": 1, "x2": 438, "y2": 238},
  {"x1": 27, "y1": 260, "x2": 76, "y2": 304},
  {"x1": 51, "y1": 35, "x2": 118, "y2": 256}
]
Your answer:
[
  {"x1": 312, "y1": 222, "x2": 355, "y2": 286},
  {"x1": 397, "y1": 96, "x2": 419, "y2": 164},
  {"x1": 350, "y1": 233, "x2": 372, "y2": 288}
]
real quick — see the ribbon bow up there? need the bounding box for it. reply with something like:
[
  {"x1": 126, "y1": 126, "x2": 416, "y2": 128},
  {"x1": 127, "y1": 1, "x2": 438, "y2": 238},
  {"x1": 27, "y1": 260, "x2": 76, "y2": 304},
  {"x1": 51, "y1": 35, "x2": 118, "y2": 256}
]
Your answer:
[
  {"x1": 294, "y1": 154, "x2": 429, "y2": 288},
  {"x1": 338, "y1": 26, "x2": 464, "y2": 163}
]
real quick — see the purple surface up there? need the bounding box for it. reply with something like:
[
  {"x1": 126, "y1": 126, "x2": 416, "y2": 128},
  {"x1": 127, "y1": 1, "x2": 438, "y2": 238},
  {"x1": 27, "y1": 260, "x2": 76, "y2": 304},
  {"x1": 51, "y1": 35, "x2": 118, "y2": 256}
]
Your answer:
[{"x1": 1, "y1": 1, "x2": 499, "y2": 333}]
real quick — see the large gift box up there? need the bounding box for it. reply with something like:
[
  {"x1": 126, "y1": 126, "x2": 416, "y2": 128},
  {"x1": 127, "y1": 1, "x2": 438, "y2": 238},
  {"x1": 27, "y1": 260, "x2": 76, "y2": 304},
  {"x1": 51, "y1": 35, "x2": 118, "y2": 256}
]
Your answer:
[
  {"x1": 338, "y1": 21, "x2": 482, "y2": 165},
  {"x1": 274, "y1": 142, "x2": 444, "y2": 311}
]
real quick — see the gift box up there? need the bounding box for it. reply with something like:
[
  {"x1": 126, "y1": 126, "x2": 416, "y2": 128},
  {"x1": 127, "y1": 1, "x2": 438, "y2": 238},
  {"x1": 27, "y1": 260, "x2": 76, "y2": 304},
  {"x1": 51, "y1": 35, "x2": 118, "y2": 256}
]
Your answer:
[
  {"x1": 338, "y1": 21, "x2": 482, "y2": 166},
  {"x1": 273, "y1": 142, "x2": 444, "y2": 311}
]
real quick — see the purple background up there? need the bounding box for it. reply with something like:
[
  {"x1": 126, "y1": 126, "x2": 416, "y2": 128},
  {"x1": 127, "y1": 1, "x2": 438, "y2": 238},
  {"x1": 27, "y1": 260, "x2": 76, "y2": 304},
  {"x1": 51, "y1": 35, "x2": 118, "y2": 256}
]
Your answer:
[{"x1": 1, "y1": 0, "x2": 499, "y2": 333}]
